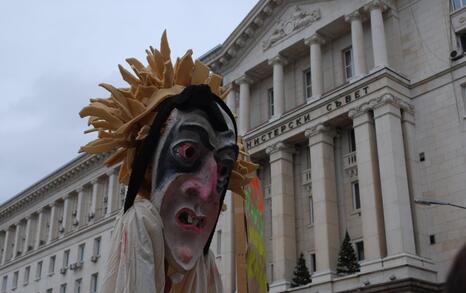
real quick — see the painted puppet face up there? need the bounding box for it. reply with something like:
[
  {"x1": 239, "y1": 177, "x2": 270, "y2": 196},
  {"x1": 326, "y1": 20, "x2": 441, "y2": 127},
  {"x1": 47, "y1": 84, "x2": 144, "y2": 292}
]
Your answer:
[{"x1": 150, "y1": 107, "x2": 237, "y2": 272}]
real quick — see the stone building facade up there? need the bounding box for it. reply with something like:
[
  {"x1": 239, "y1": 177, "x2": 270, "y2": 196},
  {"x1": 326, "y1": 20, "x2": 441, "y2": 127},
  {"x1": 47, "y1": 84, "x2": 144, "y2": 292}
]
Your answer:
[
  {"x1": 203, "y1": 0, "x2": 466, "y2": 292},
  {"x1": 1, "y1": 0, "x2": 466, "y2": 293}
]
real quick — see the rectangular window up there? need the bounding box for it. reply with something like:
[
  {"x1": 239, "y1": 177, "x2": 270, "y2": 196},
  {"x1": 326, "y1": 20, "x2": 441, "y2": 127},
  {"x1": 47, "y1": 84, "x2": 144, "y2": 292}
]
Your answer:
[
  {"x1": 1, "y1": 276, "x2": 6, "y2": 292},
  {"x1": 308, "y1": 196, "x2": 314, "y2": 225},
  {"x1": 90, "y1": 274, "x2": 98, "y2": 293},
  {"x1": 74, "y1": 278, "x2": 82, "y2": 293},
  {"x1": 49, "y1": 255, "x2": 56, "y2": 275},
  {"x1": 267, "y1": 88, "x2": 274, "y2": 118},
  {"x1": 36, "y1": 261, "x2": 42, "y2": 280},
  {"x1": 343, "y1": 47, "x2": 354, "y2": 81},
  {"x1": 352, "y1": 181, "x2": 361, "y2": 210},
  {"x1": 78, "y1": 243, "x2": 85, "y2": 263},
  {"x1": 452, "y1": 0, "x2": 466, "y2": 10},
  {"x1": 60, "y1": 283, "x2": 67, "y2": 293},
  {"x1": 46, "y1": 289, "x2": 52, "y2": 293},
  {"x1": 349, "y1": 129, "x2": 356, "y2": 152},
  {"x1": 12, "y1": 271, "x2": 18, "y2": 289},
  {"x1": 355, "y1": 241, "x2": 365, "y2": 261},
  {"x1": 303, "y1": 68, "x2": 312, "y2": 99},
  {"x1": 216, "y1": 230, "x2": 222, "y2": 255},
  {"x1": 310, "y1": 253, "x2": 317, "y2": 273},
  {"x1": 63, "y1": 250, "x2": 70, "y2": 268},
  {"x1": 24, "y1": 266, "x2": 30, "y2": 285},
  {"x1": 93, "y1": 237, "x2": 101, "y2": 257}
]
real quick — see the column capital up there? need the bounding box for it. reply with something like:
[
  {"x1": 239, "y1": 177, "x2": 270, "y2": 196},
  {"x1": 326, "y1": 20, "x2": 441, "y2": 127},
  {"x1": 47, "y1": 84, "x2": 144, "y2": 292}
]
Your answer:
[
  {"x1": 106, "y1": 168, "x2": 118, "y2": 177},
  {"x1": 265, "y1": 142, "x2": 294, "y2": 156},
  {"x1": 345, "y1": 10, "x2": 362, "y2": 23},
  {"x1": 76, "y1": 187, "x2": 84, "y2": 193},
  {"x1": 36, "y1": 207, "x2": 45, "y2": 214},
  {"x1": 236, "y1": 75, "x2": 253, "y2": 85},
  {"x1": 304, "y1": 123, "x2": 335, "y2": 139},
  {"x1": 370, "y1": 94, "x2": 413, "y2": 113},
  {"x1": 304, "y1": 33, "x2": 326, "y2": 46},
  {"x1": 63, "y1": 193, "x2": 72, "y2": 200},
  {"x1": 48, "y1": 202, "x2": 56, "y2": 208},
  {"x1": 24, "y1": 215, "x2": 32, "y2": 221},
  {"x1": 268, "y1": 54, "x2": 288, "y2": 66},
  {"x1": 348, "y1": 103, "x2": 372, "y2": 119},
  {"x1": 90, "y1": 179, "x2": 99, "y2": 185},
  {"x1": 364, "y1": 0, "x2": 388, "y2": 12}
]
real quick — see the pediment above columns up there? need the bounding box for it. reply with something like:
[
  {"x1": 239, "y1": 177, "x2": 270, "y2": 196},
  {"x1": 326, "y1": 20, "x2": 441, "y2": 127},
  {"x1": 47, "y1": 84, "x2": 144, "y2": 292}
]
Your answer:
[{"x1": 201, "y1": 0, "x2": 383, "y2": 84}]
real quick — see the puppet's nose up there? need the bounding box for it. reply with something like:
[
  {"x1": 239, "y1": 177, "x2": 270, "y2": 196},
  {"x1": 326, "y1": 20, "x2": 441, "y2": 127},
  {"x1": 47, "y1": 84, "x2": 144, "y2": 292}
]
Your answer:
[{"x1": 182, "y1": 153, "x2": 218, "y2": 202}]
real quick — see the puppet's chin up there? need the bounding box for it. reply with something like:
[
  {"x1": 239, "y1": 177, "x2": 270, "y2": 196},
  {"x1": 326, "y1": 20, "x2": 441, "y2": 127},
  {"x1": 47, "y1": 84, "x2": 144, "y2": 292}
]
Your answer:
[{"x1": 164, "y1": 242, "x2": 197, "y2": 272}]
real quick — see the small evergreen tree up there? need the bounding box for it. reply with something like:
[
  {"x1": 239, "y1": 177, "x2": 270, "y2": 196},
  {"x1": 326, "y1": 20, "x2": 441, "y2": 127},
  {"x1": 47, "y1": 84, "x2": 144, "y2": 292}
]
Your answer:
[
  {"x1": 336, "y1": 231, "x2": 360, "y2": 275},
  {"x1": 291, "y1": 253, "x2": 312, "y2": 287}
]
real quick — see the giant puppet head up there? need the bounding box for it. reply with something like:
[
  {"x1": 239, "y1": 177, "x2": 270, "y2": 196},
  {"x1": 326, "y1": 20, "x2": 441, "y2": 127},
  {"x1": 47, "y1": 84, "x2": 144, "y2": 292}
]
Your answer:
[{"x1": 79, "y1": 32, "x2": 257, "y2": 272}]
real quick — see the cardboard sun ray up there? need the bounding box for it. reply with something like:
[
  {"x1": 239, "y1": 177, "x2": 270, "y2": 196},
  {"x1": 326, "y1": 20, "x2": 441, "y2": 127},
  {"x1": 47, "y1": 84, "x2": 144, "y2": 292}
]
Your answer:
[{"x1": 79, "y1": 31, "x2": 258, "y2": 198}]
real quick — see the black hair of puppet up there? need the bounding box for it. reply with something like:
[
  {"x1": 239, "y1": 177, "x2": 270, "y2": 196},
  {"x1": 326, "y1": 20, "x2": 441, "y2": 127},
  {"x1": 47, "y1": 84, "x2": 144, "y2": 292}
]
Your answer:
[{"x1": 122, "y1": 85, "x2": 239, "y2": 255}]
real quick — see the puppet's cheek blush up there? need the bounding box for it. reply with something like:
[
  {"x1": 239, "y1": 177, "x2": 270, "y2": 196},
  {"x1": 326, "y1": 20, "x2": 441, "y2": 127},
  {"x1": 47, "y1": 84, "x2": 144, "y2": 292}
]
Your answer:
[{"x1": 177, "y1": 246, "x2": 193, "y2": 263}]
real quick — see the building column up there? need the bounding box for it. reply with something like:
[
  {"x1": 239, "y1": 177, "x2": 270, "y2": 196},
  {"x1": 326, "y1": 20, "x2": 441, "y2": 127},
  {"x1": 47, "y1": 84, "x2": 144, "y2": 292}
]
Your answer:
[
  {"x1": 237, "y1": 75, "x2": 253, "y2": 135},
  {"x1": 401, "y1": 106, "x2": 423, "y2": 254},
  {"x1": 305, "y1": 33, "x2": 326, "y2": 101},
  {"x1": 34, "y1": 208, "x2": 45, "y2": 250},
  {"x1": 12, "y1": 223, "x2": 22, "y2": 259},
  {"x1": 348, "y1": 106, "x2": 386, "y2": 262},
  {"x1": 365, "y1": 0, "x2": 388, "y2": 68},
  {"x1": 90, "y1": 179, "x2": 99, "y2": 222},
  {"x1": 305, "y1": 124, "x2": 339, "y2": 279},
  {"x1": 62, "y1": 194, "x2": 71, "y2": 234},
  {"x1": 226, "y1": 84, "x2": 237, "y2": 115},
  {"x1": 373, "y1": 94, "x2": 416, "y2": 255},
  {"x1": 1, "y1": 228, "x2": 11, "y2": 264},
  {"x1": 268, "y1": 55, "x2": 287, "y2": 118},
  {"x1": 47, "y1": 202, "x2": 58, "y2": 244},
  {"x1": 106, "y1": 170, "x2": 117, "y2": 216},
  {"x1": 23, "y1": 216, "x2": 32, "y2": 254},
  {"x1": 266, "y1": 142, "x2": 296, "y2": 292},
  {"x1": 76, "y1": 187, "x2": 84, "y2": 226},
  {"x1": 345, "y1": 10, "x2": 367, "y2": 78}
]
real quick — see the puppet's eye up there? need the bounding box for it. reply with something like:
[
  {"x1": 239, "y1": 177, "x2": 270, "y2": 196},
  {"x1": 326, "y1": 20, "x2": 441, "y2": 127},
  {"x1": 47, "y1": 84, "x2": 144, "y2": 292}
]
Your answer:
[{"x1": 173, "y1": 142, "x2": 199, "y2": 164}]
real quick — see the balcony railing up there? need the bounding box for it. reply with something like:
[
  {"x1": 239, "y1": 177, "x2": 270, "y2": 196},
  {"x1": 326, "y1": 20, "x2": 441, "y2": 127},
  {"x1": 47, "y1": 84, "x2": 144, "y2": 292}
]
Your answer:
[
  {"x1": 302, "y1": 168, "x2": 312, "y2": 185},
  {"x1": 343, "y1": 151, "x2": 357, "y2": 170}
]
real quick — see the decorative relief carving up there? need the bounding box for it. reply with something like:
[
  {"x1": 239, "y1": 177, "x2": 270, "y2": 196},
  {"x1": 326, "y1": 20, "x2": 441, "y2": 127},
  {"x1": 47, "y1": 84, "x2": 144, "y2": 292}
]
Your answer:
[{"x1": 263, "y1": 6, "x2": 321, "y2": 50}]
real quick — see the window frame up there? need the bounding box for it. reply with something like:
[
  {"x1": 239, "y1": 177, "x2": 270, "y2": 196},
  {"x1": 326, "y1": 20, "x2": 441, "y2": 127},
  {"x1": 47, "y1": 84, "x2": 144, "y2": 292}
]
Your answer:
[
  {"x1": 36, "y1": 261, "x2": 43, "y2": 280},
  {"x1": 309, "y1": 253, "x2": 317, "y2": 273},
  {"x1": 1, "y1": 275, "x2": 7, "y2": 293},
  {"x1": 23, "y1": 266, "x2": 30, "y2": 285},
  {"x1": 74, "y1": 278, "x2": 82, "y2": 293},
  {"x1": 452, "y1": 0, "x2": 466, "y2": 11},
  {"x1": 308, "y1": 196, "x2": 314, "y2": 225},
  {"x1": 12, "y1": 271, "x2": 18, "y2": 290},
  {"x1": 351, "y1": 181, "x2": 361, "y2": 210},
  {"x1": 348, "y1": 129, "x2": 356, "y2": 153},
  {"x1": 93, "y1": 237, "x2": 101, "y2": 257},
  {"x1": 355, "y1": 240, "x2": 365, "y2": 261},
  {"x1": 77, "y1": 243, "x2": 85, "y2": 264},
  {"x1": 60, "y1": 283, "x2": 67, "y2": 293},
  {"x1": 90, "y1": 273, "x2": 98, "y2": 293},
  {"x1": 343, "y1": 46, "x2": 354, "y2": 81},
  {"x1": 303, "y1": 68, "x2": 312, "y2": 99},
  {"x1": 267, "y1": 88, "x2": 274, "y2": 118},
  {"x1": 49, "y1": 255, "x2": 56, "y2": 275},
  {"x1": 63, "y1": 249, "x2": 70, "y2": 268}
]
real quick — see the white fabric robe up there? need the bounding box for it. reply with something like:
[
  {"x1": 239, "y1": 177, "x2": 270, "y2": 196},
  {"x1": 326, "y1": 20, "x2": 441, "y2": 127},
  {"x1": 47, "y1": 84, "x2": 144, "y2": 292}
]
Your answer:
[{"x1": 101, "y1": 196, "x2": 224, "y2": 293}]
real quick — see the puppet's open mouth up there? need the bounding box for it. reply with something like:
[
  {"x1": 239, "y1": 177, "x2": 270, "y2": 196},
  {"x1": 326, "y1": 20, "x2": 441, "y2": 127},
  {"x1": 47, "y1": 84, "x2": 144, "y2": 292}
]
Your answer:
[{"x1": 176, "y1": 208, "x2": 207, "y2": 233}]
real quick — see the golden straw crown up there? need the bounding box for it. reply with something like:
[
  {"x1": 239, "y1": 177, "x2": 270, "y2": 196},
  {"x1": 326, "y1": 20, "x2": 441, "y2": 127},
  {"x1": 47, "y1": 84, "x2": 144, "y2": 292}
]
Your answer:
[{"x1": 79, "y1": 31, "x2": 257, "y2": 198}]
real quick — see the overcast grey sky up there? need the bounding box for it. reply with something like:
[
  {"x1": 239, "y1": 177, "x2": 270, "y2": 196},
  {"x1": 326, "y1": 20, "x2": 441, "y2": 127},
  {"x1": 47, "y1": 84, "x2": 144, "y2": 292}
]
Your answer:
[{"x1": 0, "y1": 0, "x2": 258, "y2": 202}]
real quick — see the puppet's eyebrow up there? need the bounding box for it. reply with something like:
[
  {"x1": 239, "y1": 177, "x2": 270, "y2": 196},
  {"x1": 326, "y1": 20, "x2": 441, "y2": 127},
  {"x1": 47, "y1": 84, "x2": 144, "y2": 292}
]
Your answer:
[{"x1": 179, "y1": 123, "x2": 215, "y2": 150}]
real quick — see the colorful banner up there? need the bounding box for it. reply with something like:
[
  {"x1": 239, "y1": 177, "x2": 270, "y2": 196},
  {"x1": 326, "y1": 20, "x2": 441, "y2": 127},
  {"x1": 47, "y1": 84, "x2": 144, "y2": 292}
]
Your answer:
[{"x1": 244, "y1": 176, "x2": 267, "y2": 293}]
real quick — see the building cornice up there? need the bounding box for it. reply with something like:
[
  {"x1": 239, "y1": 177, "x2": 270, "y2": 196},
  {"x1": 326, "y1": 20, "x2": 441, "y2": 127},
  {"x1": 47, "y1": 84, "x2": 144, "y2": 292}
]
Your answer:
[{"x1": 0, "y1": 153, "x2": 110, "y2": 221}]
